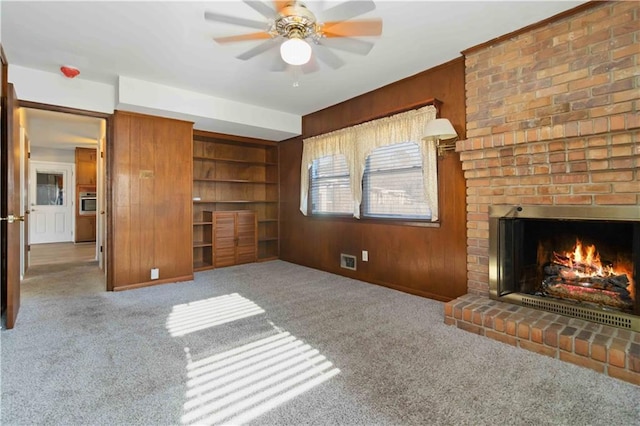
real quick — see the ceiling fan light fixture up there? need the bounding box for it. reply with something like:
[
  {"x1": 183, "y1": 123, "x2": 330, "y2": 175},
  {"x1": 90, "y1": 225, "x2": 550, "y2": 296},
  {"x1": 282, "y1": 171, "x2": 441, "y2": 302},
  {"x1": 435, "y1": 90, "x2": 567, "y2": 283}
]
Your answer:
[{"x1": 280, "y1": 37, "x2": 312, "y2": 66}]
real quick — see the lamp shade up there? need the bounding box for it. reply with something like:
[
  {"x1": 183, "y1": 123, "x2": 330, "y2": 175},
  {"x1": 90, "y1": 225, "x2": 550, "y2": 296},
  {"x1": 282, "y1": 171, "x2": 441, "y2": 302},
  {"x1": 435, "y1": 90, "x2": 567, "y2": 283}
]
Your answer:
[
  {"x1": 424, "y1": 118, "x2": 457, "y2": 140},
  {"x1": 280, "y1": 38, "x2": 312, "y2": 66}
]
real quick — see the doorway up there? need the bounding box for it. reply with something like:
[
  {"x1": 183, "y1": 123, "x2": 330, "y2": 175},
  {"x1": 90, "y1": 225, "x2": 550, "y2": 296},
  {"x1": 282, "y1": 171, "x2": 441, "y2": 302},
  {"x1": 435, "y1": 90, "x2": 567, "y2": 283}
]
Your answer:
[{"x1": 20, "y1": 105, "x2": 108, "y2": 278}]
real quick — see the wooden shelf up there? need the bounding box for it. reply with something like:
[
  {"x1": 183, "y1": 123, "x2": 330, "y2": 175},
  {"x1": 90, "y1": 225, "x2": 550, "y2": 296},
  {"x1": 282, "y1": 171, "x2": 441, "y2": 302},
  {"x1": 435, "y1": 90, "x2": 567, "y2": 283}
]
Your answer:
[
  {"x1": 193, "y1": 261, "x2": 215, "y2": 272},
  {"x1": 193, "y1": 241, "x2": 213, "y2": 248},
  {"x1": 193, "y1": 178, "x2": 278, "y2": 184},
  {"x1": 193, "y1": 221, "x2": 213, "y2": 226},
  {"x1": 194, "y1": 200, "x2": 278, "y2": 204},
  {"x1": 259, "y1": 237, "x2": 278, "y2": 242},
  {"x1": 193, "y1": 156, "x2": 277, "y2": 166}
]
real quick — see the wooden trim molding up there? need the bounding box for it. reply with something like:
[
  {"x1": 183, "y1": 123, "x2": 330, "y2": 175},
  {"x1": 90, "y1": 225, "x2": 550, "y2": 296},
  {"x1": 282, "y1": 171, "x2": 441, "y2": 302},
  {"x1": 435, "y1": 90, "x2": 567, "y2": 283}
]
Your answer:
[
  {"x1": 112, "y1": 274, "x2": 194, "y2": 291},
  {"x1": 462, "y1": 1, "x2": 602, "y2": 55}
]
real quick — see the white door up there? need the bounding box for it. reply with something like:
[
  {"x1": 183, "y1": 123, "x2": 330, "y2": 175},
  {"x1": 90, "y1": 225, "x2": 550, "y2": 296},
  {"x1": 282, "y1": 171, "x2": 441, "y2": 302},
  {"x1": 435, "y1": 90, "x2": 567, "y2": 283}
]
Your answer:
[{"x1": 29, "y1": 161, "x2": 74, "y2": 244}]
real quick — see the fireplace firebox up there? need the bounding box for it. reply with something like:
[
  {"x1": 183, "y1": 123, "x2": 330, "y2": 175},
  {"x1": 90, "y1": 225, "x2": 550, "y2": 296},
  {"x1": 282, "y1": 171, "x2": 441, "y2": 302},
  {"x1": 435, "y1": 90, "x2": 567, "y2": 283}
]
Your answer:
[{"x1": 489, "y1": 205, "x2": 640, "y2": 332}]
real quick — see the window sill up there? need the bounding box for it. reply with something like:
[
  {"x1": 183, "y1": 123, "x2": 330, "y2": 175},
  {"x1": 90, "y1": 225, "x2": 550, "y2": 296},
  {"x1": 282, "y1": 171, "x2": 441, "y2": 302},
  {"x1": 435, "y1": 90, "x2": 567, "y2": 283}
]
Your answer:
[{"x1": 307, "y1": 213, "x2": 441, "y2": 228}]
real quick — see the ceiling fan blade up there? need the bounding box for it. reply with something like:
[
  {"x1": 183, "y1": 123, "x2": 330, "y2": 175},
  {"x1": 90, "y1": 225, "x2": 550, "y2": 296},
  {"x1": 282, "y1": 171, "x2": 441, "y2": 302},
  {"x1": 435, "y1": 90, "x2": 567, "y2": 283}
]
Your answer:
[
  {"x1": 313, "y1": 45, "x2": 345, "y2": 69},
  {"x1": 318, "y1": 37, "x2": 374, "y2": 55},
  {"x1": 301, "y1": 56, "x2": 321, "y2": 74},
  {"x1": 272, "y1": 1, "x2": 289, "y2": 12},
  {"x1": 214, "y1": 32, "x2": 272, "y2": 44},
  {"x1": 269, "y1": 55, "x2": 287, "y2": 72},
  {"x1": 204, "y1": 11, "x2": 267, "y2": 30},
  {"x1": 243, "y1": 1, "x2": 277, "y2": 19},
  {"x1": 237, "y1": 39, "x2": 279, "y2": 60},
  {"x1": 320, "y1": 0, "x2": 376, "y2": 23},
  {"x1": 322, "y1": 19, "x2": 382, "y2": 37}
]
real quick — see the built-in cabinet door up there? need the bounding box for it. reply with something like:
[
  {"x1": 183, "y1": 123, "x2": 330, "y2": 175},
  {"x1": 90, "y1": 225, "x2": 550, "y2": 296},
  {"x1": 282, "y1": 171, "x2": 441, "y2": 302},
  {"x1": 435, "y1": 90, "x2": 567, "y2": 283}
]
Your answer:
[
  {"x1": 213, "y1": 212, "x2": 237, "y2": 268},
  {"x1": 213, "y1": 211, "x2": 257, "y2": 268},
  {"x1": 236, "y1": 211, "x2": 257, "y2": 265}
]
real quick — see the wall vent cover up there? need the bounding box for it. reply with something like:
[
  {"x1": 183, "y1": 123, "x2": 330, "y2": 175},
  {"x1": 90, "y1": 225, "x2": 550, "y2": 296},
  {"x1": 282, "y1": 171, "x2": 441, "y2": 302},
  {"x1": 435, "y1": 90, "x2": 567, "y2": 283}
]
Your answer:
[{"x1": 340, "y1": 254, "x2": 357, "y2": 271}]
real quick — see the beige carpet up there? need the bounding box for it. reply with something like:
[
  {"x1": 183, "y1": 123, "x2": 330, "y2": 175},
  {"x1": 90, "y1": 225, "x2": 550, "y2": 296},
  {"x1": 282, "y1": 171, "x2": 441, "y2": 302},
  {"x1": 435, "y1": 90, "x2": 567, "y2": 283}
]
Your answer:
[{"x1": 2, "y1": 260, "x2": 639, "y2": 425}]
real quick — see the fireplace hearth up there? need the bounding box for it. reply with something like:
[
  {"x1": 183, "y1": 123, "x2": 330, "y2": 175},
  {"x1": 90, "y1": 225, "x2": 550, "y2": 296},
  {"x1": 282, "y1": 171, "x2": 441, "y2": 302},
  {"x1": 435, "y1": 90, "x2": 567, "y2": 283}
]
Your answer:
[{"x1": 489, "y1": 205, "x2": 640, "y2": 332}]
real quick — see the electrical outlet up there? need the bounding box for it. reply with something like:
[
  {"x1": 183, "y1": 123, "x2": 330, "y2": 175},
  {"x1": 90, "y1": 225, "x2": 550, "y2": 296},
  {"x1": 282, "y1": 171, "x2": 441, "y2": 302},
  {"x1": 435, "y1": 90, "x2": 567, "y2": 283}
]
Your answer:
[
  {"x1": 151, "y1": 268, "x2": 159, "y2": 280},
  {"x1": 362, "y1": 250, "x2": 368, "y2": 262}
]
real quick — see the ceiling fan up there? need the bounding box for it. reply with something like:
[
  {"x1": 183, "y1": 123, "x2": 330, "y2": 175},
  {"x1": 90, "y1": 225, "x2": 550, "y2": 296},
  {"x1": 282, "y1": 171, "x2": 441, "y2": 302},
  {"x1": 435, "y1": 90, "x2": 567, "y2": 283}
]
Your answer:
[{"x1": 204, "y1": 0, "x2": 383, "y2": 72}]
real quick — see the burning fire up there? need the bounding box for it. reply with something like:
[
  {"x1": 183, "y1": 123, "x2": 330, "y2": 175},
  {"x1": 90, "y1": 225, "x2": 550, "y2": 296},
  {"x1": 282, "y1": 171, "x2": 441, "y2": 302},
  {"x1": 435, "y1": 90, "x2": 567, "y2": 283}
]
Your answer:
[
  {"x1": 558, "y1": 239, "x2": 635, "y2": 301},
  {"x1": 565, "y1": 240, "x2": 612, "y2": 277}
]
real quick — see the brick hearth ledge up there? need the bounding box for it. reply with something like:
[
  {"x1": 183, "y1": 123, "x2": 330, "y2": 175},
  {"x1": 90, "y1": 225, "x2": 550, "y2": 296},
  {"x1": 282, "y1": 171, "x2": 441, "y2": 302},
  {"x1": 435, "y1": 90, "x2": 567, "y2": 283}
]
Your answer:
[{"x1": 445, "y1": 294, "x2": 640, "y2": 386}]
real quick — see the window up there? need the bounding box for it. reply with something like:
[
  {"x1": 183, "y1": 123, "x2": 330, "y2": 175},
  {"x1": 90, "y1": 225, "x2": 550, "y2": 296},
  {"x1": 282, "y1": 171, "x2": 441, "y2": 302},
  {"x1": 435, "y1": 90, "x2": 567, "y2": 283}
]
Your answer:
[
  {"x1": 362, "y1": 142, "x2": 431, "y2": 220},
  {"x1": 310, "y1": 154, "x2": 352, "y2": 215},
  {"x1": 36, "y1": 172, "x2": 65, "y2": 205},
  {"x1": 300, "y1": 105, "x2": 439, "y2": 221}
]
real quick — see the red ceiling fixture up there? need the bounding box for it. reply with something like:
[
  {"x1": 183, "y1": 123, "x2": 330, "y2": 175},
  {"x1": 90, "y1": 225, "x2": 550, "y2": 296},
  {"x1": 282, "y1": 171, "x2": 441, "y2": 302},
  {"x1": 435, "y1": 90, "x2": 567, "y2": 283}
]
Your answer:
[{"x1": 60, "y1": 65, "x2": 80, "y2": 79}]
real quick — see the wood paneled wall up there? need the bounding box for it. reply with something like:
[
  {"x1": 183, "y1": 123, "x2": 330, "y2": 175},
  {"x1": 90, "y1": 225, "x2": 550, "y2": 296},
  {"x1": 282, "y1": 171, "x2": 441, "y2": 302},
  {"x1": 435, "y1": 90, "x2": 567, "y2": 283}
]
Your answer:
[
  {"x1": 279, "y1": 57, "x2": 468, "y2": 302},
  {"x1": 109, "y1": 111, "x2": 193, "y2": 290}
]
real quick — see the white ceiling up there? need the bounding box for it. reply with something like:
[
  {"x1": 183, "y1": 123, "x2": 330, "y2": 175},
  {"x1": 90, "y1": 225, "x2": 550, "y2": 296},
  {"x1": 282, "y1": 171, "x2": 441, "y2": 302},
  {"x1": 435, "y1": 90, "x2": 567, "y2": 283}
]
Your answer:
[
  {"x1": 3, "y1": 0, "x2": 586, "y2": 145},
  {"x1": 23, "y1": 108, "x2": 103, "y2": 150}
]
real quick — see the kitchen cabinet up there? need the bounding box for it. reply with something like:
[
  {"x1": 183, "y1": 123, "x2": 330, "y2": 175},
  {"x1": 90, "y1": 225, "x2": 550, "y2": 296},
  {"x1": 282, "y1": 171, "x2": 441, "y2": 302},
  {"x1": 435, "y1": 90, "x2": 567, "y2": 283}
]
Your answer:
[
  {"x1": 76, "y1": 215, "x2": 96, "y2": 242},
  {"x1": 75, "y1": 147, "x2": 97, "y2": 185},
  {"x1": 75, "y1": 148, "x2": 97, "y2": 243},
  {"x1": 213, "y1": 211, "x2": 257, "y2": 268}
]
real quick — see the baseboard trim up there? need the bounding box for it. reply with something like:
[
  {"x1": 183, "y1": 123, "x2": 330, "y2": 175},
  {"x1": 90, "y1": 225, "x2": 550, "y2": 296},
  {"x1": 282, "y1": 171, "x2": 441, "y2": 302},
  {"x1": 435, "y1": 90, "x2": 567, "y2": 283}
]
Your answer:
[{"x1": 112, "y1": 274, "x2": 193, "y2": 291}]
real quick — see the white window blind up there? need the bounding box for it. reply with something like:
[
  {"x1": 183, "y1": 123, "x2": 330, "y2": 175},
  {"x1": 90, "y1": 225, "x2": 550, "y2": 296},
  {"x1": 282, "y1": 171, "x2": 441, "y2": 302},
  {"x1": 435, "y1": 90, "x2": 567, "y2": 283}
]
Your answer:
[
  {"x1": 363, "y1": 142, "x2": 431, "y2": 219},
  {"x1": 310, "y1": 154, "x2": 353, "y2": 215}
]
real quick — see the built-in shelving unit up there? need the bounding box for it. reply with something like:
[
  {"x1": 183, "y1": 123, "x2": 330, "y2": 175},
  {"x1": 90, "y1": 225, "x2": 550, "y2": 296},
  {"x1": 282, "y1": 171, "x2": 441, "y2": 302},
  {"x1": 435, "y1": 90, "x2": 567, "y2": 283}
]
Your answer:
[
  {"x1": 193, "y1": 211, "x2": 213, "y2": 271},
  {"x1": 192, "y1": 130, "x2": 279, "y2": 271}
]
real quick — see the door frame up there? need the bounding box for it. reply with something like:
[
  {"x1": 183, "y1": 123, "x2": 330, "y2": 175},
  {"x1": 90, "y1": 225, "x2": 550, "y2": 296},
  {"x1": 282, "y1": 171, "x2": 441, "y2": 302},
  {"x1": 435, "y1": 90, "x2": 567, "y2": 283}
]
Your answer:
[
  {"x1": 18, "y1": 100, "x2": 112, "y2": 290},
  {"x1": 20, "y1": 125, "x2": 29, "y2": 278}
]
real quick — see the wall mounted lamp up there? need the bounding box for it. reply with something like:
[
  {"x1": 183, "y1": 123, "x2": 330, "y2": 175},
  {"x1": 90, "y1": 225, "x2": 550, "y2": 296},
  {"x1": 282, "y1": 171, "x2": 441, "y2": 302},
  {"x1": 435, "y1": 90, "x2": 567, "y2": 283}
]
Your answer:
[{"x1": 424, "y1": 118, "x2": 458, "y2": 156}]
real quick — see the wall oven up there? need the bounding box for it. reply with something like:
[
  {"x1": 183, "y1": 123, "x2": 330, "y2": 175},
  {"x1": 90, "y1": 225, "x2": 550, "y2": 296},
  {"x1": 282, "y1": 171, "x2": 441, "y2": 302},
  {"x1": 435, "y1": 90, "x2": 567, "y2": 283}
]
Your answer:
[{"x1": 79, "y1": 191, "x2": 97, "y2": 215}]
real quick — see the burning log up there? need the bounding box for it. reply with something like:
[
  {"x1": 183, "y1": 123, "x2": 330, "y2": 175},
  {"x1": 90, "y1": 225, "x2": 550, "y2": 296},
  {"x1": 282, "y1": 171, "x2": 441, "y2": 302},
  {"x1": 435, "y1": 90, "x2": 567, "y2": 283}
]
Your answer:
[
  {"x1": 552, "y1": 252, "x2": 611, "y2": 275},
  {"x1": 539, "y1": 239, "x2": 635, "y2": 312},
  {"x1": 544, "y1": 282, "x2": 634, "y2": 310},
  {"x1": 609, "y1": 274, "x2": 629, "y2": 289}
]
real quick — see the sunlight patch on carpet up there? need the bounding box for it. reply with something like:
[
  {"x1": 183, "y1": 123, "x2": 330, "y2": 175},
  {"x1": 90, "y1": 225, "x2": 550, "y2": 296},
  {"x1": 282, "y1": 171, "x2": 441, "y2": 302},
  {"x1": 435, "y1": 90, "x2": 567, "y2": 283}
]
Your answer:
[
  {"x1": 166, "y1": 293, "x2": 265, "y2": 337},
  {"x1": 181, "y1": 331, "x2": 340, "y2": 425}
]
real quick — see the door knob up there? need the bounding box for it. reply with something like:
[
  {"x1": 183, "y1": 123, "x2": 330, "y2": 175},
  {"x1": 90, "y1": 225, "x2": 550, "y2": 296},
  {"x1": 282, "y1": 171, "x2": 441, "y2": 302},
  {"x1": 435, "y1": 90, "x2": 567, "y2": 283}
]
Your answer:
[{"x1": 0, "y1": 215, "x2": 25, "y2": 223}]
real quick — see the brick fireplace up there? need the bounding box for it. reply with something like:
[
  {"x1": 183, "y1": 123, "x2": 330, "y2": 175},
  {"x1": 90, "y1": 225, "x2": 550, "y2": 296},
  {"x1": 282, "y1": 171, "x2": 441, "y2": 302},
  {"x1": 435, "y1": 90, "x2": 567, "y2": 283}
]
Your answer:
[{"x1": 444, "y1": 2, "x2": 640, "y2": 385}]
